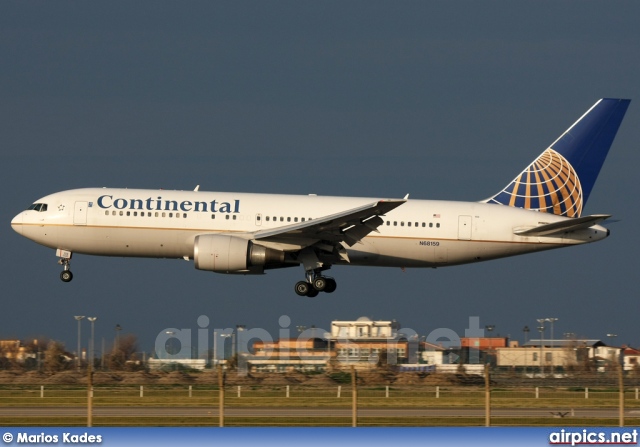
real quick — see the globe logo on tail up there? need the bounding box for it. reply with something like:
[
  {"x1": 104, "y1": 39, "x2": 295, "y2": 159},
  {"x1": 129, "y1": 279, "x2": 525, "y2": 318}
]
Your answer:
[{"x1": 488, "y1": 148, "x2": 583, "y2": 217}]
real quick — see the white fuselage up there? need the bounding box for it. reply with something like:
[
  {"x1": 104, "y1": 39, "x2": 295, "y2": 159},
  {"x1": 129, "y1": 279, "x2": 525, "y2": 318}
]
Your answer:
[{"x1": 11, "y1": 188, "x2": 608, "y2": 269}]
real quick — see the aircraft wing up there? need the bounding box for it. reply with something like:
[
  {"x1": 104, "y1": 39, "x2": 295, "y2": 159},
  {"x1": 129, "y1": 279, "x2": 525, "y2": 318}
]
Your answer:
[
  {"x1": 514, "y1": 214, "x2": 611, "y2": 237},
  {"x1": 253, "y1": 198, "x2": 406, "y2": 247}
]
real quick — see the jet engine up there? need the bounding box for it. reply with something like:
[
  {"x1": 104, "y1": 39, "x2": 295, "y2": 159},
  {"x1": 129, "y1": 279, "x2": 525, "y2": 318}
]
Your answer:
[{"x1": 193, "y1": 234, "x2": 285, "y2": 273}]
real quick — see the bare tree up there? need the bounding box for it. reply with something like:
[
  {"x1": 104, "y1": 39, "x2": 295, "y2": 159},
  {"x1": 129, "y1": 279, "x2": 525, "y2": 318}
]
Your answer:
[
  {"x1": 43, "y1": 341, "x2": 70, "y2": 372},
  {"x1": 109, "y1": 334, "x2": 141, "y2": 370}
]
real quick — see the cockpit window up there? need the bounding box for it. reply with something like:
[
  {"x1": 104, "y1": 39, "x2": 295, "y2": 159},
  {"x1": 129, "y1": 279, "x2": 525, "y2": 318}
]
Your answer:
[{"x1": 27, "y1": 203, "x2": 48, "y2": 212}]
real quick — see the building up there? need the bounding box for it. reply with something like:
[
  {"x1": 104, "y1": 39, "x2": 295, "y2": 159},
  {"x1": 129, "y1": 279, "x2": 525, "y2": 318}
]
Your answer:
[
  {"x1": 330, "y1": 317, "x2": 414, "y2": 369},
  {"x1": 246, "y1": 337, "x2": 331, "y2": 373},
  {"x1": 496, "y1": 339, "x2": 606, "y2": 371},
  {"x1": 623, "y1": 347, "x2": 640, "y2": 372},
  {"x1": 456, "y1": 337, "x2": 509, "y2": 365},
  {"x1": 243, "y1": 317, "x2": 421, "y2": 372},
  {"x1": 148, "y1": 358, "x2": 207, "y2": 370}
]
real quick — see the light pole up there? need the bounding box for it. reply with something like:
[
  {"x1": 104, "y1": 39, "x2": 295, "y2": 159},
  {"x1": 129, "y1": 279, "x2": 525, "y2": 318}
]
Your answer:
[
  {"x1": 114, "y1": 324, "x2": 122, "y2": 353},
  {"x1": 234, "y1": 325, "x2": 246, "y2": 358},
  {"x1": 545, "y1": 318, "x2": 558, "y2": 374},
  {"x1": 74, "y1": 316, "x2": 85, "y2": 370},
  {"x1": 220, "y1": 333, "x2": 232, "y2": 362},
  {"x1": 86, "y1": 317, "x2": 96, "y2": 428},
  {"x1": 545, "y1": 318, "x2": 558, "y2": 349},
  {"x1": 212, "y1": 331, "x2": 217, "y2": 367},
  {"x1": 165, "y1": 331, "x2": 175, "y2": 358},
  {"x1": 537, "y1": 319, "x2": 545, "y2": 375},
  {"x1": 87, "y1": 317, "x2": 97, "y2": 368},
  {"x1": 485, "y1": 325, "x2": 495, "y2": 365},
  {"x1": 607, "y1": 334, "x2": 618, "y2": 366}
]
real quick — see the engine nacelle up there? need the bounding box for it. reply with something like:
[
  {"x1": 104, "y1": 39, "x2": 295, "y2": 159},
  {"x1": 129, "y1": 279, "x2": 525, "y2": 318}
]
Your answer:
[{"x1": 193, "y1": 234, "x2": 285, "y2": 273}]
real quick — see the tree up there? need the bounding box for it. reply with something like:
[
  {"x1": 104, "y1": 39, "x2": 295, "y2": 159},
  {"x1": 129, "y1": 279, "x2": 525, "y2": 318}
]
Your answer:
[
  {"x1": 109, "y1": 334, "x2": 141, "y2": 370},
  {"x1": 43, "y1": 341, "x2": 70, "y2": 372}
]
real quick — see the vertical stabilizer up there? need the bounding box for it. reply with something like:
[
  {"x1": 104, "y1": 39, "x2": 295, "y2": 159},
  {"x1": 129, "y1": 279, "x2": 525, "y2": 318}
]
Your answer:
[{"x1": 484, "y1": 99, "x2": 630, "y2": 217}]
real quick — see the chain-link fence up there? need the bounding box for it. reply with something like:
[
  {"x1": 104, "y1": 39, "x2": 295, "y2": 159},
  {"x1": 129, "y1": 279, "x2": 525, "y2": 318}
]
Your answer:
[{"x1": 0, "y1": 367, "x2": 639, "y2": 427}]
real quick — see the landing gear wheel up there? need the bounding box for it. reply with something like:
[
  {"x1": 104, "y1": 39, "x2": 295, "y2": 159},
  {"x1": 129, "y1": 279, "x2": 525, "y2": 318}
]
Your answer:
[
  {"x1": 60, "y1": 270, "x2": 73, "y2": 282},
  {"x1": 324, "y1": 277, "x2": 337, "y2": 293},
  {"x1": 295, "y1": 281, "x2": 310, "y2": 296},
  {"x1": 306, "y1": 288, "x2": 319, "y2": 298},
  {"x1": 312, "y1": 277, "x2": 327, "y2": 292}
]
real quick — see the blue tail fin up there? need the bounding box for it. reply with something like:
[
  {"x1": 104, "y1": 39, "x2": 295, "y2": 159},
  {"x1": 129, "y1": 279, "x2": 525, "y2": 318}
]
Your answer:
[{"x1": 484, "y1": 98, "x2": 630, "y2": 217}]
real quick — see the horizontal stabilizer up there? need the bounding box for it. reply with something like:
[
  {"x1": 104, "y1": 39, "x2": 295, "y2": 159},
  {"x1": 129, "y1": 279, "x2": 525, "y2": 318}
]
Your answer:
[{"x1": 514, "y1": 214, "x2": 611, "y2": 237}]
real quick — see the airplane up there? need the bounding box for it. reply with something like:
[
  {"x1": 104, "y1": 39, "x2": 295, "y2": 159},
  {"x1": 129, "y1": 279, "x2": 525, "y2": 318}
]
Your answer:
[{"x1": 11, "y1": 98, "x2": 630, "y2": 297}]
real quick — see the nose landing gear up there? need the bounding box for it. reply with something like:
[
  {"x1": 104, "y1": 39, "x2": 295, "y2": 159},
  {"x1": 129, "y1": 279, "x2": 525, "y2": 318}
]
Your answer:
[{"x1": 56, "y1": 249, "x2": 73, "y2": 283}]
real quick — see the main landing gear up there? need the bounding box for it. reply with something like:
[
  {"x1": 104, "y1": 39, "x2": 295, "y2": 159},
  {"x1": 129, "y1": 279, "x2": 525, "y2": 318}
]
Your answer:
[
  {"x1": 57, "y1": 249, "x2": 73, "y2": 283},
  {"x1": 294, "y1": 270, "x2": 337, "y2": 297}
]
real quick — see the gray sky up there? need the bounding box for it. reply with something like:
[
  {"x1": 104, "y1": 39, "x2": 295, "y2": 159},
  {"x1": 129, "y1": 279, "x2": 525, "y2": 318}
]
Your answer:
[{"x1": 2, "y1": 1, "x2": 639, "y2": 357}]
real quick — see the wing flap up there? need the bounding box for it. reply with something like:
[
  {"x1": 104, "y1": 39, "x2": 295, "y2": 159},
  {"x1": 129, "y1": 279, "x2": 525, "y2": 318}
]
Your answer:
[
  {"x1": 514, "y1": 214, "x2": 611, "y2": 237},
  {"x1": 254, "y1": 198, "x2": 406, "y2": 247}
]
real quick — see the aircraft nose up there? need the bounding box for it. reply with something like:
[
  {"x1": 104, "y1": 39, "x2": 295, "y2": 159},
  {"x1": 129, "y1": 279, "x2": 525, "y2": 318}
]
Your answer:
[{"x1": 11, "y1": 213, "x2": 23, "y2": 235}]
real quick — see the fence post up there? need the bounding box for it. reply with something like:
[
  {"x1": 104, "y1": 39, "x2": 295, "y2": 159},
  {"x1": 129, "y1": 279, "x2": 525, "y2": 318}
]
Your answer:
[
  {"x1": 337, "y1": 385, "x2": 341, "y2": 398},
  {"x1": 351, "y1": 366, "x2": 357, "y2": 428},
  {"x1": 140, "y1": 386, "x2": 144, "y2": 398},
  {"x1": 237, "y1": 386, "x2": 241, "y2": 398},
  {"x1": 436, "y1": 386, "x2": 440, "y2": 399},
  {"x1": 87, "y1": 361, "x2": 93, "y2": 428},
  {"x1": 484, "y1": 364, "x2": 491, "y2": 427},
  {"x1": 635, "y1": 388, "x2": 638, "y2": 400},
  {"x1": 619, "y1": 362, "x2": 625, "y2": 427},
  {"x1": 218, "y1": 365, "x2": 225, "y2": 427},
  {"x1": 585, "y1": 388, "x2": 588, "y2": 399},
  {"x1": 535, "y1": 387, "x2": 539, "y2": 399},
  {"x1": 385, "y1": 385, "x2": 389, "y2": 398},
  {"x1": 189, "y1": 385, "x2": 192, "y2": 398},
  {"x1": 286, "y1": 385, "x2": 290, "y2": 398},
  {"x1": 40, "y1": 385, "x2": 44, "y2": 398}
]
